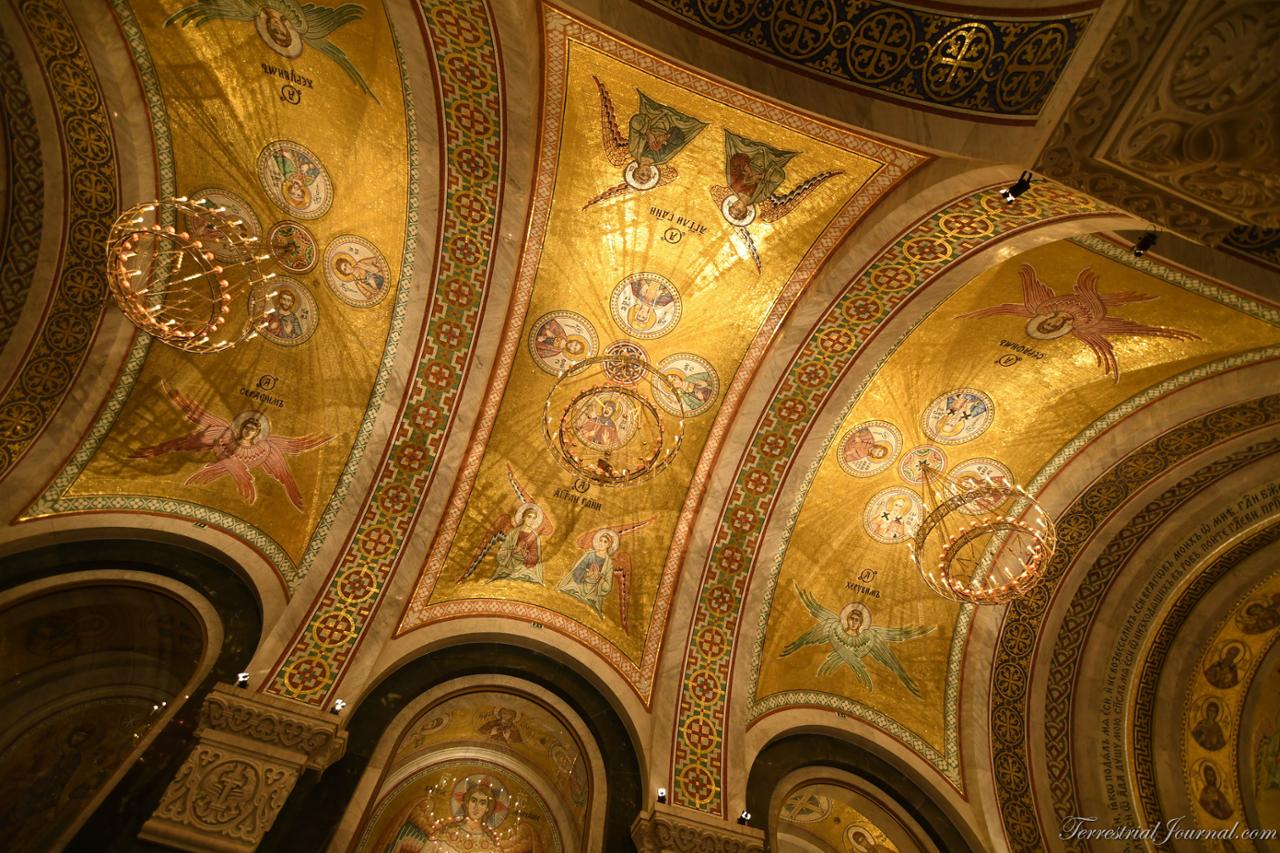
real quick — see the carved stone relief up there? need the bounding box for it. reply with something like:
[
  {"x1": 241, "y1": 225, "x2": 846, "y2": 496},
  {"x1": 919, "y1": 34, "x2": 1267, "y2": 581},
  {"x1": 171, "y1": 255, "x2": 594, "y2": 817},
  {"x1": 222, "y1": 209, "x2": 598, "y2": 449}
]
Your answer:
[
  {"x1": 631, "y1": 806, "x2": 764, "y2": 853},
  {"x1": 139, "y1": 685, "x2": 346, "y2": 852}
]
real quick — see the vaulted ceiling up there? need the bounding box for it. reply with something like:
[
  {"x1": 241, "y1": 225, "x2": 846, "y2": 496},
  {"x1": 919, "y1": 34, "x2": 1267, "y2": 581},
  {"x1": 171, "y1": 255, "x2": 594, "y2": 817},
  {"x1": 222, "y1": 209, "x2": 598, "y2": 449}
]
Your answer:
[{"x1": 0, "y1": 0, "x2": 1278, "y2": 850}]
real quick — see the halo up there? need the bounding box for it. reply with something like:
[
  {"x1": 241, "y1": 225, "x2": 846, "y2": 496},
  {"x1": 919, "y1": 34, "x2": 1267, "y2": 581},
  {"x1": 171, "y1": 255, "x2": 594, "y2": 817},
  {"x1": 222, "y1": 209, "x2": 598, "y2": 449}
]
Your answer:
[
  {"x1": 838, "y1": 602, "x2": 871, "y2": 633},
  {"x1": 1026, "y1": 311, "x2": 1075, "y2": 340},
  {"x1": 230, "y1": 411, "x2": 270, "y2": 444},
  {"x1": 514, "y1": 502, "x2": 544, "y2": 529},
  {"x1": 592, "y1": 529, "x2": 619, "y2": 554},
  {"x1": 721, "y1": 193, "x2": 756, "y2": 227},
  {"x1": 624, "y1": 160, "x2": 660, "y2": 190},
  {"x1": 254, "y1": 9, "x2": 304, "y2": 58}
]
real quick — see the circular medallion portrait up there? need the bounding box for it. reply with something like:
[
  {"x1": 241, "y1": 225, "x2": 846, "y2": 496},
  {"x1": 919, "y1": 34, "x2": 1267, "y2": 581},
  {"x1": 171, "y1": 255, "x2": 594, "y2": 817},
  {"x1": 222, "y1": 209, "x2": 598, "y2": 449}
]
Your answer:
[
  {"x1": 323, "y1": 235, "x2": 390, "y2": 307},
  {"x1": 254, "y1": 8, "x2": 304, "y2": 57},
  {"x1": 949, "y1": 457, "x2": 1014, "y2": 515},
  {"x1": 779, "y1": 790, "x2": 831, "y2": 824},
  {"x1": 268, "y1": 220, "x2": 317, "y2": 273},
  {"x1": 603, "y1": 340, "x2": 649, "y2": 385},
  {"x1": 922, "y1": 387, "x2": 994, "y2": 445},
  {"x1": 610, "y1": 272, "x2": 681, "y2": 339},
  {"x1": 864, "y1": 487, "x2": 924, "y2": 545},
  {"x1": 569, "y1": 390, "x2": 639, "y2": 452},
  {"x1": 836, "y1": 419, "x2": 901, "y2": 477},
  {"x1": 527, "y1": 310, "x2": 598, "y2": 375},
  {"x1": 254, "y1": 277, "x2": 318, "y2": 347},
  {"x1": 449, "y1": 774, "x2": 511, "y2": 830},
  {"x1": 186, "y1": 188, "x2": 261, "y2": 262},
  {"x1": 651, "y1": 353, "x2": 719, "y2": 417},
  {"x1": 898, "y1": 444, "x2": 947, "y2": 484},
  {"x1": 257, "y1": 140, "x2": 333, "y2": 220}
]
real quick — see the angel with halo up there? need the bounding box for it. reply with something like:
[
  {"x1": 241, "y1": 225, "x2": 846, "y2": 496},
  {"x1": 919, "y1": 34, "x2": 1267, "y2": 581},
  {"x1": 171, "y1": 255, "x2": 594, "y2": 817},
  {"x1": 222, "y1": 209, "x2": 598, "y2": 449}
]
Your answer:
[
  {"x1": 459, "y1": 464, "x2": 556, "y2": 586},
  {"x1": 583, "y1": 77, "x2": 707, "y2": 209},
  {"x1": 710, "y1": 130, "x2": 842, "y2": 272},
  {"x1": 556, "y1": 518, "x2": 652, "y2": 633},
  {"x1": 165, "y1": 0, "x2": 376, "y2": 99},
  {"x1": 781, "y1": 585, "x2": 934, "y2": 698},
  {"x1": 131, "y1": 381, "x2": 333, "y2": 510},
  {"x1": 955, "y1": 263, "x2": 1200, "y2": 380}
]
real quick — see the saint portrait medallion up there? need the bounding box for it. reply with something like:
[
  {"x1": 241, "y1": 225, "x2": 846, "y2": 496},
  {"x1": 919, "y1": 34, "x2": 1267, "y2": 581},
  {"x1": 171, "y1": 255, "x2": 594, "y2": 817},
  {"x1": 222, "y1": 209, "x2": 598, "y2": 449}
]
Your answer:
[
  {"x1": 257, "y1": 140, "x2": 333, "y2": 220},
  {"x1": 652, "y1": 353, "x2": 719, "y2": 417},
  {"x1": 569, "y1": 390, "x2": 639, "y2": 452},
  {"x1": 527, "y1": 310, "x2": 598, "y2": 375},
  {"x1": 254, "y1": 277, "x2": 318, "y2": 347},
  {"x1": 186, "y1": 188, "x2": 260, "y2": 262},
  {"x1": 863, "y1": 487, "x2": 924, "y2": 545},
  {"x1": 921, "y1": 387, "x2": 994, "y2": 445},
  {"x1": 323, "y1": 235, "x2": 391, "y2": 308},
  {"x1": 836, "y1": 419, "x2": 901, "y2": 477},
  {"x1": 948, "y1": 457, "x2": 1014, "y2": 514},
  {"x1": 610, "y1": 272, "x2": 681, "y2": 339}
]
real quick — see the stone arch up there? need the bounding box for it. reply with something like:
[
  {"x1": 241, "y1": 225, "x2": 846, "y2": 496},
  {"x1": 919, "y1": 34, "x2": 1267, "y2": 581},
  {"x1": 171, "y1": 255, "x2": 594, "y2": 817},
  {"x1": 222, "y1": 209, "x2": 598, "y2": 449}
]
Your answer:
[
  {"x1": 0, "y1": 536, "x2": 261, "y2": 848},
  {"x1": 261, "y1": 641, "x2": 643, "y2": 852}
]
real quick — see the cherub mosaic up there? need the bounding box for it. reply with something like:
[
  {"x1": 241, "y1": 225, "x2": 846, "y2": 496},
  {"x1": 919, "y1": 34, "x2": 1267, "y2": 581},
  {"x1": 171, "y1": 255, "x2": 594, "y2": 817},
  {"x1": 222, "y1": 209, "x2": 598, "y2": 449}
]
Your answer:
[
  {"x1": 459, "y1": 465, "x2": 555, "y2": 586},
  {"x1": 710, "y1": 130, "x2": 841, "y2": 272},
  {"x1": 130, "y1": 381, "x2": 333, "y2": 509},
  {"x1": 956, "y1": 264, "x2": 1201, "y2": 380},
  {"x1": 165, "y1": 1, "x2": 375, "y2": 99},
  {"x1": 556, "y1": 518, "x2": 652, "y2": 633},
  {"x1": 584, "y1": 78, "x2": 707, "y2": 208},
  {"x1": 257, "y1": 140, "x2": 333, "y2": 220},
  {"x1": 782, "y1": 585, "x2": 934, "y2": 698}
]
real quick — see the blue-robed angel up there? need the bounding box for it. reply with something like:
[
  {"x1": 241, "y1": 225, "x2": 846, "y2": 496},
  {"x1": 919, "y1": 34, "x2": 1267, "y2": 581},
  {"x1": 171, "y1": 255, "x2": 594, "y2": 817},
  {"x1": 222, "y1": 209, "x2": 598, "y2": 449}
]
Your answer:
[{"x1": 781, "y1": 584, "x2": 934, "y2": 698}]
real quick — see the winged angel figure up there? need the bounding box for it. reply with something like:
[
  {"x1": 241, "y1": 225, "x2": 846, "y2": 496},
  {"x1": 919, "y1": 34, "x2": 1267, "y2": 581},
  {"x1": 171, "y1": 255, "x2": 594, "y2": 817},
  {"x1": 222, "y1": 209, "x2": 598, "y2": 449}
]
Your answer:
[
  {"x1": 781, "y1": 585, "x2": 934, "y2": 698},
  {"x1": 165, "y1": 0, "x2": 375, "y2": 100},
  {"x1": 956, "y1": 263, "x2": 1201, "y2": 380},
  {"x1": 131, "y1": 381, "x2": 334, "y2": 509},
  {"x1": 584, "y1": 77, "x2": 708, "y2": 210},
  {"x1": 711, "y1": 130, "x2": 842, "y2": 272},
  {"x1": 556, "y1": 518, "x2": 652, "y2": 633},
  {"x1": 459, "y1": 464, "x2": 556, "y2": 586}
]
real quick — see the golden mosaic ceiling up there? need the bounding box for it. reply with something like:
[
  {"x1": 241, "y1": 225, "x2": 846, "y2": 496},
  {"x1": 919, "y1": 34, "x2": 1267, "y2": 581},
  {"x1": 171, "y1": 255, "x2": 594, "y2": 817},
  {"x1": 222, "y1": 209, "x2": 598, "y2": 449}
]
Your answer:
[{"x1": 1, "y1": 0, "x2": 1278, "y2": 847}]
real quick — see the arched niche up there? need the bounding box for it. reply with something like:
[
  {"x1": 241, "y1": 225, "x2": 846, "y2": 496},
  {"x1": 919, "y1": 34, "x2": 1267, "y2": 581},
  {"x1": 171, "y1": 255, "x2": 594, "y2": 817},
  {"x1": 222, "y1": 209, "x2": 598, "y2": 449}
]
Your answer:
[
  {"x1": 0, "y1": 537, "x2": 262, "y2": 849},
  {"x1": 747, "y1": 733, "x2": 978, "y2": 853},
  {"x1": 774, "y1": 768, "x2": 935, "y2": 853},
  {"x1": 338, "y1": 676, "x2": 607, "y2": 852},
  {"x1": 261, "y1": 642, "x2": 642, "y2": 852}
]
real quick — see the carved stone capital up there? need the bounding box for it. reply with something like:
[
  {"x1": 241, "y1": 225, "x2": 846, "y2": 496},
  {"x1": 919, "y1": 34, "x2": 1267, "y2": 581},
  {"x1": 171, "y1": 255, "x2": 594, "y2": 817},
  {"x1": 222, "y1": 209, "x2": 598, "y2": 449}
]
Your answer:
[
  {"x1": 631, "y1": 806, "x2": 765, "y2": 853},
  {"x1": 139, "y1": 684, "x2": 347, "y2": 852}
]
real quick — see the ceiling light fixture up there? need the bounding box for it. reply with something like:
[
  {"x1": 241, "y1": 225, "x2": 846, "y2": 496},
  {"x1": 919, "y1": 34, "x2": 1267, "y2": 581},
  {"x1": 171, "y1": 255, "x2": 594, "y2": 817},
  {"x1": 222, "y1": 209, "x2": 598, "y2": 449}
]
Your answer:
[
  {"x1": 105, "y1": 196, "x2": 274, "y2": 353},
  {"x1": 908, "y1": 462, "x2": 1056, "y2": 605},
  {"x1": 1000, "y1": 171, "x2": 1034, "y2": 205},
  {"x1": 1133, "y1": 229, "x2": 1158, "y2": 257}
]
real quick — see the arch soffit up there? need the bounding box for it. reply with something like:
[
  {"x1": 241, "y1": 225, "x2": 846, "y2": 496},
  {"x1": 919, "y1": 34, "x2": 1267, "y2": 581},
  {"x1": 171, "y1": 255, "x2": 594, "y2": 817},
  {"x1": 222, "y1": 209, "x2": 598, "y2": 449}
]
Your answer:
[{"x1": 334, "y1": 673, "x2": 607, "y2": 853}]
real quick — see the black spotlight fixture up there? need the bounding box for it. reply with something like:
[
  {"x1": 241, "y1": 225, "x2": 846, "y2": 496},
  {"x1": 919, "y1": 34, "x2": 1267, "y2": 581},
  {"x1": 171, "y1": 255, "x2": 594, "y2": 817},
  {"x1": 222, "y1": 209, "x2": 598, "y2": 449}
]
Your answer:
[
  {"x1": 657, "y1": 787, "x2": 667, "y2": 804},
  {"x1": 330, "y1": 698, "x2": 347, "y2": 715},
  {"x1": 1133, "y1": 229, "x2": 1158, "y2": 257},
  {"x1": 737, "y1": 810, "x2": 752, "y2": 825},
  {"x1": 235, "y1": 672, "x2": 250, "y2": 688},
  {"x1": 1001, "y1": 170, "x2": 1033, "y2": 205}
]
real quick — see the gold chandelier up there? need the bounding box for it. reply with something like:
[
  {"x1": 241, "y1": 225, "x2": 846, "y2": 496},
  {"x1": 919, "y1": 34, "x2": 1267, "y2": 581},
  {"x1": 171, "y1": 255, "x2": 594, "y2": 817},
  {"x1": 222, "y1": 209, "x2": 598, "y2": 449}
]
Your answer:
[
  {"x1": 105, "y1": 196, "x2": 275, "y2": 353},
  {"x1": 908, "y1": 462, "x2": 1056, "y2": 605},
  {"x1": 543, "y1": 354, "x2": 685, "y2": 487}
]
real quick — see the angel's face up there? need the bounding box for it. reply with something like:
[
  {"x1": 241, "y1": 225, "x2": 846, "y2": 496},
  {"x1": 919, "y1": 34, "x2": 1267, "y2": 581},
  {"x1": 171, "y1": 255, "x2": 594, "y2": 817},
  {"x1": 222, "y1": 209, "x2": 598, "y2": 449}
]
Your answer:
[
  {"x1": 518, "y1": 508, "x2": 539, "y2": 529},
  {"x1": 237, "y1": 418, "x2": 262, "y2": 445},
  {"x1": 263, "y1": 10, "x2": 293, "y2": 47},
  {"x1": 843, "y1": 608, "x2": 864, "y2": 634}
]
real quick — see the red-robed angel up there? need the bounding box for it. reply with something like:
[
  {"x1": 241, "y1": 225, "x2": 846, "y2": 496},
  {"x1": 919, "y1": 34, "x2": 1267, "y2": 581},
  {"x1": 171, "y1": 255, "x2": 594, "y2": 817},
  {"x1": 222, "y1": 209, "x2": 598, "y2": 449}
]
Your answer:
[
  {"x1": 131, "y1": 381, "x2": 334, "y2": 510},
  {"x1": 458, "y1": 464, "x2": 556, "y2": 586},
  {"x1": 555, "y1": 518, "x2": 652, "y2": 633},
  {"x1": 956, "y1": 264, "x2": 1201, "y2": 380}
]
